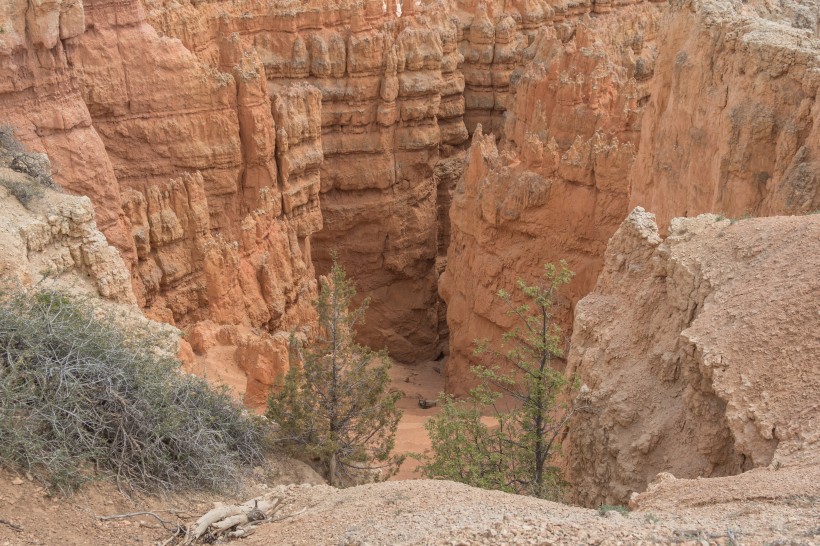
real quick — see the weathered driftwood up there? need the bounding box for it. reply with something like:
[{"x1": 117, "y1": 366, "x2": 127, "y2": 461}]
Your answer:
[
  {"x1": 0, "y1": 518, "x2": 23, "y2": 532},
  {"x1": 189, "y1": 506, "x2": 245, "y2": 539},
  {"x1": 178, "y1": 493, "x2": 283, "y2": 545}
]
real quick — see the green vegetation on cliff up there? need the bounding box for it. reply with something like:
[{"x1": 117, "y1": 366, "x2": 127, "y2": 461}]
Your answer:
[
  {"x1": 267, "y1": 259, "x2": 403, "y2": 486},
  {"x1": 417, "y1": 262, "x2": 583, "y2": 499}
]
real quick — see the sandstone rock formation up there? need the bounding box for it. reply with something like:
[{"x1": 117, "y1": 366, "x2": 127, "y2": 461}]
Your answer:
[
  {"x1": 0, "y1": 0, "x2": 819, "y2": 535},
  {"x1": 0, "y1": 0, "x2": 319, "y2": 400},
  {"x1": 0, "y1": 144, "x2": 133, "y2": 305},
  {"x1": 0, "y1": 134, "x2": 196, "y2": 364},
  {"x1": 1, "y1": 0, "x2": 474, "y2": 372},
  {"x1": 440, "y1": 0, "x2": 820, "y2": 393},
  {"x1": 566, "y1": 207, "x2": 820, "y2": 505},
  {"x1": 70, "y1": 0, "x2": 320, "y2": 333},
  {"x1": 141, "y1": 0, "x2": 470, "y2": 362},
  {"x1": 0, "y1": 0, "x2": 135, "y2": 260},
  {"x1": 440, "y1": 1, "x2": 663, "y2": 391},
  {"x1": 630, "y1": 0, "x2": 820, "y2": 226}
]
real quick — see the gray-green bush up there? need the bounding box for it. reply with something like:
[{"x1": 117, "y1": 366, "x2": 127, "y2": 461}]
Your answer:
[
  {"x1": 0, "y1": 289, "x2": 268, "y2": 493},
  {"x1": 0, "y1": 178, "x2": 44, "y2": 205},
  {"x1": 0, "y1": 125, "x2": 54, "y2": 206}
]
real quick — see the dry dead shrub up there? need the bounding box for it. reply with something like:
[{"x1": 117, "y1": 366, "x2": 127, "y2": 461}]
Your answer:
[{"x1": 0, "y1": 289, "x2": 269, "y2": 493}]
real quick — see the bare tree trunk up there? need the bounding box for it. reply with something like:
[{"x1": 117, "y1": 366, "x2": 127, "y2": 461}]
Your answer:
[{"x1": 329, "y1": 454, "x2": 338, "y2": 487}]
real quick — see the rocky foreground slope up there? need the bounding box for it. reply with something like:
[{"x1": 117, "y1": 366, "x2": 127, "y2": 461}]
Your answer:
[{"x1": 1, "y1": 472, "x2": 818, "y2": 544}]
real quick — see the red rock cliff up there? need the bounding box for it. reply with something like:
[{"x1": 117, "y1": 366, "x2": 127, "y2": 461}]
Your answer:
[
  {"x1": 440, "y1": 0, "x2": 664, "y2": 392},
  {"x1": 133, "y1": 0, "x2": 474, "y2": 362},
  {"x1": 1, "y1": 0, "x2": 319, "y2": 403},
  {"x1": 440, "y1": 0, "x2": 820, "y2": 393}
]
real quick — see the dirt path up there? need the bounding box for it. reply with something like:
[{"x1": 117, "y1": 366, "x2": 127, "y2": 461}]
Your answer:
[{"x1": 388, "y1": 360, "x2": 445, "y2": 480}]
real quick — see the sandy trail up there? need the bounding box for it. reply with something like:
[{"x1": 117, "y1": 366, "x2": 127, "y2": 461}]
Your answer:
[{"x1": 388, "y1": 360, "x2": 445, "y2": 480}]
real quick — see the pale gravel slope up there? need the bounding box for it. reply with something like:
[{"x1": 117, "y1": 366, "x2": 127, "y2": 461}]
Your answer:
[{"x1": 244, "y1": 476, "x2": 820, "y2": 545}]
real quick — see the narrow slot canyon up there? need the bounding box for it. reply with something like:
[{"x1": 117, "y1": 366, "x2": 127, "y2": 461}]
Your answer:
[{"x1": 1, "y1": 0, "x2": 819, "y2": 524}]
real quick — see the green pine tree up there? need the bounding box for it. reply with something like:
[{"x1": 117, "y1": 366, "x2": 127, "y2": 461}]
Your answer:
[
  {"x1": 267, "y1": 258, "x2": 403, "y2": 486},
  {"x1": 418, "y1": 261, "x2": 584, "y2": 499}
]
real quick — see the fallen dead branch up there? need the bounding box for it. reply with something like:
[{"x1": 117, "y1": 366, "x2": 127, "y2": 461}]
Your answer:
[
  {"x1": 0, "y1": 518, "x2": 23, "y2": 532},
  {"x1": 159, "y1": 492, "x2": 285, "y2": 545}
]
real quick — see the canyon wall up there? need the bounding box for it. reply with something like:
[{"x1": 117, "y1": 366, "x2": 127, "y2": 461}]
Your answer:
[
  {"x1": 566, "y1": 207, "x2": 820, "y2": 505},
  {"x1": 437, "y1": 0, "x2": 820, "y2": 503},
  {"x1": 0, "y1": 0, "x2": 820, "y2": 503},
  {"x1": 0, "y1": 0, "x2": 318, "y2": 402},
  {"x1": 71, "y1": 0, "x2": 320, "y2": 334},
  {"x1": 0, "y1": 0, "x2": 478, "y2": 398},
  {"x1": 440, "y1": 0, "x2": 820, "y2": 392},
  {"x1": 440, "y1": 0, "x2": 664, "y2": 391},
  {"x1": 141, "y1": 0, "x2": 470, "y2": 362},
  {"x1": 630, "y1": 0, "x2": 820, "y2": 227},
  {"x1": 0, "y1": 132, "x2": 134, "y2": 305}
]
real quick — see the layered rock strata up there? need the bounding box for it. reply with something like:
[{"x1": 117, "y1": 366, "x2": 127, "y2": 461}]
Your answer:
[
  {"x1": 0, "y1": 0, "x2": 318, "y2": 401},
  {"x1": 70, "y1": 0, "x2": 320, "y2": 333},
  {"x1": 0, "y1": 133, "x2": 194, "y2": 353},
  {"x1": 440, "y1": 0, "x2": 820, "y2": 392},
  {"x1": 3, "y1": 0, "x2": 818, "y2": 412},
  {"x1": 141, "y1": 0, "x2": 471, "y2": 362},
  {"x1": 0, "y1": 0, "x2": 135, "y2": 260},
  {"x1": 630, "y1": 0, "x2": 820, "y2": 226},
  {"x1": 441, "y1": 1, "x2": 663, "y2": 391},
  {"x1": 0, "y1": 138, "x2": 133, "y2": 304},
  {"x1": 566, "y1": 207, "x2": 820, "y2": 505}
]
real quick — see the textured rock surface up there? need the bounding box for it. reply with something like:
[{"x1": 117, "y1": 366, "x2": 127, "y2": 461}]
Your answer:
[
  {"x1": 565, "y1": 207, "x2": 820, "y2": 505},
  {"x1": 630, "y1": 0, "x2": 820, "y2": 227},
  {"x1": 440, "y1": 1, "x2": 663, "y2": 391},
  {"x1": 0, "y1": 0, "x2": 135, "y2": 260},
  {"x1": 0, "y1": 138, "x2": 192, "y2": 364},
  {"x1": 70, "y1": 0, "x2": 320, "y2": 333},
  {"x1": 0, "y1": 168, "x2": 133, "y2": 304},
  {"x1": 0, "y1": 131, "x2": 130, "y2": 303},
  {"x1": 440, "y1": 0, "x2": 820, "y2": 393},
  {"x1": 0, "y1": 0, "x2": 318, "y2": 399},
  {"x1": 3, "y1": 473, "x2": 820, "y2": 543},
  {"x1": 141, "y1": 0, "x2": 470, "y2": 362}
]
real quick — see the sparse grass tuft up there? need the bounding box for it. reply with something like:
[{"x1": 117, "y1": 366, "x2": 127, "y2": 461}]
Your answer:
[{"x1": 0, "y1": 289, "x2": 269, "y2": 494}]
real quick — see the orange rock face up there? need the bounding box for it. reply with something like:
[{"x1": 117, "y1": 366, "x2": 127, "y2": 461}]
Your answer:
[
  {"x1": 0, "y1": 0, "x2": 135, "y2": 262},
  {"x1": 2, "y1": 0, "x2": 818, "y2": 420},
  {"x1": 71, "y1": 0, "x2": 320, "y2": 333},
  {"x1": 629, "y1": 0, "x2": 820, "y2": 227},
  {"x1": 137, "y1": 0, "x2": 473, "y2": 362},
  {"x1": 440, "y1": 0, "x2": 820, "y2": 393},
  {"x1": 0, "y1": 0, "x2": 318, "y2": 401},
  {"x1": 438, "y1": 0, "x2": 820, "y2": 504},
  {"x1": 0, "y1": 0, "x2": 472, "y2": 398},
  {"x1": 440, "y1": 1, "x2": 664, "y2": 392}
]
